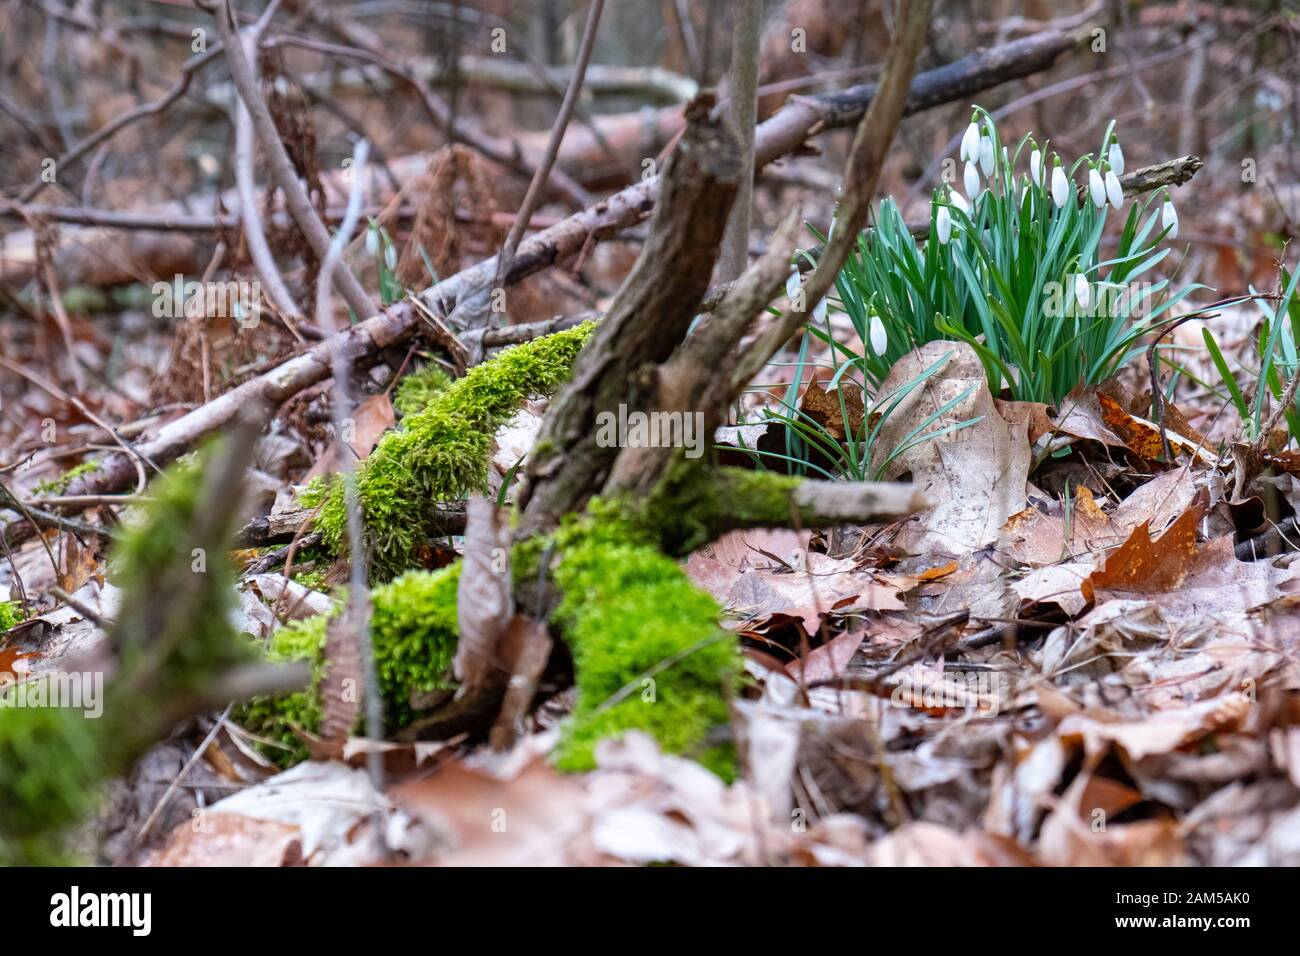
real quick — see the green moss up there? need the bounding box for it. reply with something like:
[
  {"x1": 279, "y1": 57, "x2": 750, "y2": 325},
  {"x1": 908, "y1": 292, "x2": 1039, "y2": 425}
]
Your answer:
[
  {"x1": 0, "y1": 442, "x2": 250, "y2": 864},
  {"x1": 636, "y1": 458, "x2": 809, "y2": 555},
  {"x1": 307, "y1": 323, "x2": 594, "y2": 579},
  {"x1": 109, "y1": 454, "x2": 249, "y2": 695},
  {"x1": 393, "y1": 362, "x2": 453, "y2": 418},
  {"x1": 32, "y1": 460, "x2": 100, "y2": 497},
  {"x1": 241, "y1": 503, "x2": 740, "y2": 778},
  {"x1": 237, "y1": 564, "x2": 462, "y2": 760},
  {"x1": 0, "y1": 706, "x2": 106, "y2": 865},
  {"x1": 290, "y1": 567, "x2": 330, "y2": 592},
  {"x1": 542, "y1": 506, "x2": 742, "y2": 778},
  {"x1": 0, "y1": 600, "x2": 20, "y2": 631}
]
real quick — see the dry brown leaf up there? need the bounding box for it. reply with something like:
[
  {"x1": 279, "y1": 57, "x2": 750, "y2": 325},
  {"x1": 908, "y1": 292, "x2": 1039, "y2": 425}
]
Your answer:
[
  {"x1": 57, "y1": 532, "x2": 101, "y2": 593},
  {"x1": 1081, "y1": 488, "x2": 1208, "y2": 602},
  {"x1": 319, "y1": 590, "x2": 369, "y2": 742},
  {"x1": 1001, "y1": 486, "x2": 1120, "y2": 567},
  {"x1": 871, "y1": 341, "x2": 1030, "y2": 555},
  {"x1": 688, "y1": 551, "x2": 909, "y2": 635},
  {"x1": 300, "y1": 393, "x2": 396, "y2": 482},
  {"x1": 799, "y1": 380, "x2": 864, "y2": 441},
  {"x1": 1045, "y1": 388, "x2": 1211, "y2": 462},
  {"x1": 786, "y1": 628, "x2": 864, "y2": 683},
  {"x1": 454, "y1": 495, "x2": 514, "y2": 695},
  {"x1": 1057, "y1": 693, "x2": 1251, "y2": 761},
  {"x1": 867, "y1": 822, "x2": 1035, "y2": 866},
  {"x1": 145, "y1": 813, "x2": 304, "y2": 867}
]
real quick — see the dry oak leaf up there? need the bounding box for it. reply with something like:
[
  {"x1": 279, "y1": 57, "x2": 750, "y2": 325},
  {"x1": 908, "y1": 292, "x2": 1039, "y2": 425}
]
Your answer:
[
  {"x1": 1097, "y1": 392, "x2": 1212, "y2": 462},
  {"x1": 1080, "y1": 488, "x2": 1209, "y2": 603},
  {"x1": 1045, "y1": 389, "x2": 1212, "y2": 462},
  {"x1": 798, "y1": 380, "x2": 865, "y2": 441},
  {"x1": 871, "y1": 341, "x2": 1030, "y2": 555},
  {"x1": 1056, "y1": 692, "x2": 1250, "y2": 762}
]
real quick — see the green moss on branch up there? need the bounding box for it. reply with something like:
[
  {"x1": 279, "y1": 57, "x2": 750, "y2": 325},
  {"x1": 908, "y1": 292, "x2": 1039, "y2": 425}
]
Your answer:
[
  {"x1": 237, "y1": 564, "x2": 461, "y2": 760},
  {"x1": 306, "y1": 323, "x2": 594, "y2": 579}
]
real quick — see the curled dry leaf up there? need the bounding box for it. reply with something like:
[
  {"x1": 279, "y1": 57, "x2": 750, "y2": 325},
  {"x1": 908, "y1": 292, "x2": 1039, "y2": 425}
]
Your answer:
[
  {"x1": 454, "y1": 495, "x2": 514, "y2": 695},
  {"x1": 319, "y1": 588, "x2": 369, "y2": 742},
  {"x1": 798, "y1": 379, "x2": 865, "y2": 441},
  {"x1": 871, "y1": 341, "x2": 1031, "y2": 556}
]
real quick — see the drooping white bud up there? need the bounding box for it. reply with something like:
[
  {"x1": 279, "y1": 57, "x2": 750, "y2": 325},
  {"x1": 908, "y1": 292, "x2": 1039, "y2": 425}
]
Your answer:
[
  {"x1": 1104, "y1": 168, "x2": 1123, "y2": 210},
  {"x1": 383, "y1": 242, "x2": 397, "y2": 271},
  {"x1": 1088, "y1": 167, "x2": 1106, "y2": 207},
  {"x1": 869, "y1": 312, "x2": 888, "y2": 355},
  {"x1": 978, "y1": 135, "x2": 995, "y2": 177},
  {"x1": 964, "y1": 161, "x2": 981, "y2": 200},
  {"x1": 1107, "y1": 140, "x2": 1125, "y2": 177},
  {"x1": 786, "y1": 268, "x2": 801, "y2": 302},
  {"x1": 949, "y1": 190, "x2": 969, "y2": 215},
  {"x1": 1074, "y1": 273, "x2": 1091, "y2": 312},
  {"x1": 365, "y1": 224, "x2": 380, "y2": 257},
  {"x1": 1051, "y1": 162, "x2": 1069, "y2": 208},
  {"x1": 1161, "y1": 198, "x2": 1179, "y2": 239},
  {"x1": 812, "y1": 297, "x2": 828, "y2": 323},
  {"x1": 936, "y1": 205, "x2": 952, "y2": 245},
  {"x1": 960, "y1": 121, "x2": 980, "y2": 162},
  {"x1": 1030, "y1": 148, "x2": 1043, "y2": 186}
]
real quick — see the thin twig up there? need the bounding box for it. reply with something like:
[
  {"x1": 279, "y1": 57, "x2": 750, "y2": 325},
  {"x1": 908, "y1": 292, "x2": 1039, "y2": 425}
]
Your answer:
[
  {"x1": 317, "y1": 138, "x2": 387, "y2": 808},
  {"x1": 207, "y1": 0, "x2": 377, "y2": 323},
  {"x1": 232, "y1": 0, "x2": 301, "y2": 321},
  {"x1": 493, "y1": 0, "x2": 606, "y2": 293},
  {"x1": 132, "y1": 703, "x2": 233, "y2": 847}
]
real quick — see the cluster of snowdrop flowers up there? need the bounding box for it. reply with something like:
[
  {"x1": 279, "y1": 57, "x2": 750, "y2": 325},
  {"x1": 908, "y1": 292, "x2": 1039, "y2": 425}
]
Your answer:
[
  {"x1": 958, "y1": 112, "x2": 996, "y2": 201},
  {"x1": 933, "y1": 113, "x2": 1180, "y2": 249}
]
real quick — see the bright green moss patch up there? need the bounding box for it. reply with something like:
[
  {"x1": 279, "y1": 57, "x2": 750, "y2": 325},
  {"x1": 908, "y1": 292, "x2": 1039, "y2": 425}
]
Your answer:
[
  {"x1": 393, "y1": 362, "x2": 453, "y2": 418},
  {"x1": 0, "y1": 600, "x2": 20, "y2": 631},
  {"x1": 110, "y1": 454, "x2": 249, "y2": 693},
  {"x1": 237, "y1": 564, "x2": 462, "y2": 760},
  {"x1": 639, "y1": 459, "x2": 810, "y2": 555},
  {"x1": 0, "y1": 706, "x2": 107, "y2": 865},
  {"x1": 307, "y1": 323, "x2": 594, "y2": 579},
  {"x1": 543, "y1": 507, "x2": 742, "y2": 778},
  {"x1": 32, "y1": 460, "x2": 100, "y2": 497},
  {"x1": 242, "y1": 501, "x2": 740, "y2": 778}
]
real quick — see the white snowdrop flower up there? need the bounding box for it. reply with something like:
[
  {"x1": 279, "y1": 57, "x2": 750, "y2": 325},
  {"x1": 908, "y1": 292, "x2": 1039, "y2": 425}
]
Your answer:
[
  {"x1": 384, "y1": 242, "x2": 398, "y2": 270},
  {"x1": 1104, "y1": 167, "x2": 1123, "y2": 210},
  {"x1": 365, "y1": 225, "x2": 379, "y2": 257},
  {"x1": 978, "y1": 135, "x2": 995, "y2": 177},
  {"x1": 1161, "y1": 197, "x2": 1179, "y2": 239},
  {"x1": 812, "y1": 296, "x2": 828, "y2": 323},
  {"x1": 1030, "y1": 147, "x2": 1043, "y2": 186},
  {"x1": 949, "y1": 190, "x2": 970, "y2": 215},
  {"x1": 960, "y1": 119, "x2": 980, "y2": 162},
  {"x1": 1074, "y1": 273, "x2": 1091, "y2": 311},
  {"x1": 869, "y1": 312, "x2": 888, "y2": 355},
  {"x1": 1088, "y1": 166, "x2": 1106, "y2": 207},
  {"x1": 1107, "y1": 140, "x2": 1125, "y2": 177},
  {"x1": 1019, "y1": 180, "x2": 1029, "y2": 204},
  {"x1": 786, "y1": 268, "x2": 801, "y2": 301},
  {"x1": 1050, "y1": 161, "x2": 1069, "y2": 208},
  {"x1": 936, "y1": 204, "x2": 953, "y2": 245},
  {"x1": 964, "y1": 161, "x2": 981, "y2": 200}
]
